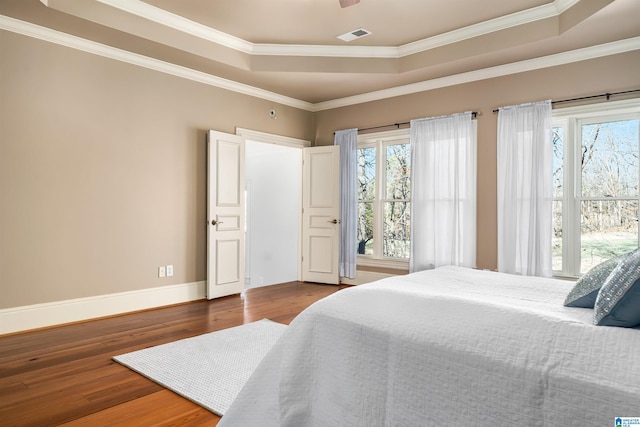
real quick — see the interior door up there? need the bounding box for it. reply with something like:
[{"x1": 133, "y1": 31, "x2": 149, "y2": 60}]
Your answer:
[
  {"x1": 207, "y1": 130, "x2": 245, "y2": 299},
  {"x1": 301, "y1": 146, "x2": 340, "y2": 284}
]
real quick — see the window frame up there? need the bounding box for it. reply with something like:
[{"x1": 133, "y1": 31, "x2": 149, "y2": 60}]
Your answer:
[
  {"x1": 357, "y1": 128, "x2": 411, "y2": 269},
  {"x1": 552, "y1": 98, "x2": 640, "y2": 278}
]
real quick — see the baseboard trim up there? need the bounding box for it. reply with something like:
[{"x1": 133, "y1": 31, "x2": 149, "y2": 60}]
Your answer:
[
  {"x1": 0, "y1": 281, "x2": 206, "y2": 335},
  {"x1": 341, "y1": 270, "x2": 394, "y2": 286}
]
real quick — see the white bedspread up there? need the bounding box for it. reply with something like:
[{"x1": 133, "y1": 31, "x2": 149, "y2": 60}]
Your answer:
[{"x1": 219, "y1": 266, "x2": 640, "y2": 426}]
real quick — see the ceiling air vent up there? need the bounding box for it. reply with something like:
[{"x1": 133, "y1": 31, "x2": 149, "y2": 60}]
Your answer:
[{"x1": 337, "y1": 28, "x2": 372, "y2": 42}]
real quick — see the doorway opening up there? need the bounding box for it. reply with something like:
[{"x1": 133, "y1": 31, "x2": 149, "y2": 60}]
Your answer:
[{"x1": 245, "y1": 140, "x2": 302, "y2": 288}]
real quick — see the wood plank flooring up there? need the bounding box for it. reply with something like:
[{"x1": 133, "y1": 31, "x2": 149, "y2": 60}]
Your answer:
[{"x1": 0, "y1": 281, "x2": 348, "y2": 427}]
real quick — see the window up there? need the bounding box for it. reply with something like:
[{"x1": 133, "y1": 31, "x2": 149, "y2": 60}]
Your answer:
[
  {"x1": 357, "y1": 129, "x2": 410, "y2": 264},
  {"x1": 552, "y1": 99, "x2": 640, "y2": 276}
]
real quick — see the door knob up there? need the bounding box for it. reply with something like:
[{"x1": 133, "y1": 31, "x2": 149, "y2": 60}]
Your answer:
[
  {"x1": 328, "y1": 219, "x2": 341, "y2": 224},
  {"x1": 211, "y1": 219, "x2": 224, "y2": 226}
]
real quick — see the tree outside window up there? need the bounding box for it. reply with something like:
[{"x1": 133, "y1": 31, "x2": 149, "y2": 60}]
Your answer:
[{"x1": 357, "y1": 131, "x2": 411, "y2": 261}]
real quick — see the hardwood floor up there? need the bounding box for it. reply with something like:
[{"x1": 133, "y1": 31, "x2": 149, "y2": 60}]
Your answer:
[{"x1": 0, "y1": 281, "x2": 348, "y2": 426}]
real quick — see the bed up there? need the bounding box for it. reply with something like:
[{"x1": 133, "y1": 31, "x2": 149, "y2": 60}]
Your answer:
[{"x1": 219, "y1": 266, "x2": 640, "y2": 426}]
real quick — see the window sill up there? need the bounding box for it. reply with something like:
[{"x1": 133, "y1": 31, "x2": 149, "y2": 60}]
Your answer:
[{"x1": 357, "y1": 256, "x2": 409, "y2": 271}]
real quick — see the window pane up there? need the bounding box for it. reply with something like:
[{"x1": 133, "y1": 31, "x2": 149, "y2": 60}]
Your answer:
[
  {"x1": 357, "y1": 202, "x2": 373, "y2": 255},
  {"x1": 552, "y1": 200, "x2": 562, "y2": 271},
  {"x1": 553, "y1": 127, "x2": 564, "y2": 198},
  {"x1": 580, "y1": 200, "x2": 638, "y2": 273},
  {"x1": 383, "y1": 201, "x2": 410, "y2": 258},
  {"x1": 385, "y1": 143, "x2": 410, "y2": 200},
  {"x1": 581, "y1": 119, "x2": 640, "y2": 198},
  {"x1": 357, "y1": 147, "x2": 376, "y2": 201}
]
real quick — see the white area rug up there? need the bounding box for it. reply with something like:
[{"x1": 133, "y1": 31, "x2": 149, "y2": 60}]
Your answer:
[{"x1": 113, "y1": 318, "x2": 286, "y2": 416}]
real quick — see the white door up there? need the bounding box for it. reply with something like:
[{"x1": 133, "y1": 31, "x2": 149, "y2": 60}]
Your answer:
[
  {"x1": 301, "y1": 146, "x2": 340, "y2": 284},
  {"x1": 207, "y1": 130, "x2": 245, "y2": 299}
]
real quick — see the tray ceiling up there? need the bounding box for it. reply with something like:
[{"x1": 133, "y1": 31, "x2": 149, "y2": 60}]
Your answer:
[{"x1": 0, "y1": 0, "x2": 638, "y2": 109}]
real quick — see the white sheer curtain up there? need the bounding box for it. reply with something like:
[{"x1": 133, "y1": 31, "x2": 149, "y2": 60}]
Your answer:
[
  {"x1": 410, "y1": 112, "x2": 477, "y2": 273},
  {"x1": 334, "y1": 128, "x2": 358, "y2": 278},
  {"x1": 497, "y1": 100, "x2": 552, "y2": 277}
]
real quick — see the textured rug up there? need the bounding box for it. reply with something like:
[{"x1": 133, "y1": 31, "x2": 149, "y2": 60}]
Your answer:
[{"x1": 113, "y1": 318, "x2": 286, "y2": 416}]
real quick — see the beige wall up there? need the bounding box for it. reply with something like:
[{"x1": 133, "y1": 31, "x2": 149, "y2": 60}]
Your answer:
[
  {"x1": 314, "y1": 51, "x2": 640, "y2": 271},
  {"x1": 2, "y1": 27, "x2": 639, "y2": 310},
  {"x1": 0, "y1": 31, "x2": 313, "y2": 308}
]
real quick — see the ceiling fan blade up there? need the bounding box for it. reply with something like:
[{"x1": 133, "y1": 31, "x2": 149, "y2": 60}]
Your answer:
[{"x1": 339, "y1": 0, "x2": 360, "y2": 8}]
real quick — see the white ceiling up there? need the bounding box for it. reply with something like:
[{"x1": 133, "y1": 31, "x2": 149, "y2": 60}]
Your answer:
[{"x1": 1, "y1": 0, "x2": 639, "y2": 110}]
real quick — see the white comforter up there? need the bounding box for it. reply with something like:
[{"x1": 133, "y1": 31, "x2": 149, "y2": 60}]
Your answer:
[{"x1": 219, "y1": 266, "x2": 640, "y2": 426}]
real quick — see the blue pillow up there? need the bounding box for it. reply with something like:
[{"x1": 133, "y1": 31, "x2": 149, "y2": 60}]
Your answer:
[
  {"x1": 594, "y1": 248, "x2": 640, "y2": 327},
  {"x1": 564, "y1": 255, "x2": 622, "y2": 308}
]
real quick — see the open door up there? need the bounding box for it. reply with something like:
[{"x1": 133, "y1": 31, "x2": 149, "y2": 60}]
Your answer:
[
  {"x1": 301, "y1": 146, "x2": 340, "y2": 284},
  {"x1": 207, "y1": 130, "x2": 245, "y2": 299}
]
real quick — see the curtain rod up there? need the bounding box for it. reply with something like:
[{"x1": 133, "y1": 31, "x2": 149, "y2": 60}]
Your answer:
[
  {"x1": 491, "y1": 89, "x2": 640, "y2": 113},
  {"x1": 352, "y1": 111, "x2": 478, "y2": 134}
]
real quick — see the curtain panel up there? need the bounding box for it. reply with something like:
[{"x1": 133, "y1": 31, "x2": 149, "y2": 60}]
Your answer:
[
  {"x1": 334, "y1": 128, "x2": 358, "y2": 279},
  {"x1": 409, "y1": 112, "x2": 477, "y2": 273},
  {"x1": 497, "y1": 100, "x2": 553, "y2": 277}
]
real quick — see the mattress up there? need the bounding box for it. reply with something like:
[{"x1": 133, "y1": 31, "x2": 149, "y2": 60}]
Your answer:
[{"x1": 219, "y1": 266, "x2": 640, "y2": 426}]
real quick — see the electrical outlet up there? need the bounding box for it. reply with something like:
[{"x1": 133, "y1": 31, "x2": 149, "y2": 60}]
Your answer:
[
  {"x1": 166, "y1": 264, "x2": 174, "y2": 277},
  {"x1": 158, "y1": 266, "x2": 166, "y2": 278}
]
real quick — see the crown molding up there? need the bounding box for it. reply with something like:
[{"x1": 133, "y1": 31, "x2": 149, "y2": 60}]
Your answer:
[
  {"x1": 251, "y1": 43, "x2": 398, "y2": 58},
  {"x1": 95, "y1": 0, "x2": 580, "y2": 59},
  {"x1": 0, "y1": 15, "x2": 314, "y2": 111},
  {"x1": 554, "y1": 0, "x2": 582, "y2": 13},
  {"x1": 95, "y1": 0, "x2": 253, "y2": 53},
  {"x1": 398, "y1": 1, "x2": 564, "y2": 57},
  {"x1": 311, "y1": 36, "x2": 640, "y2": 111},
  {"x1": 2, "y1": 16, "x2": 638, "y2": 112}
]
